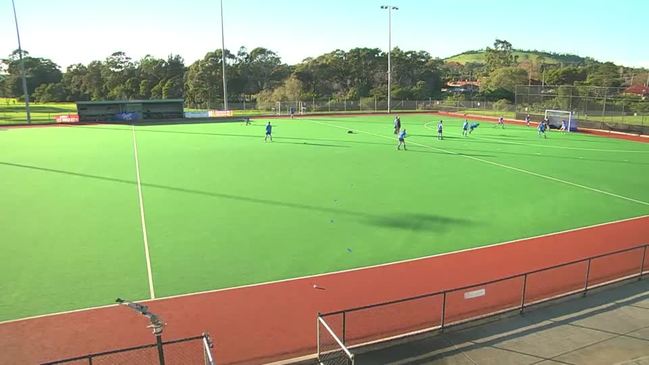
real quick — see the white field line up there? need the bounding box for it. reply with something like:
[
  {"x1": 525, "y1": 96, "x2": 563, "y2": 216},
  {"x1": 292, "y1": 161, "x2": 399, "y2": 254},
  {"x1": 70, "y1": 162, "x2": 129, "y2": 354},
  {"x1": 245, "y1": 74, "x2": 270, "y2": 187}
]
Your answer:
[
  {"x1": 132, "y1": 125, "x2": 156, "y2": 299},
  {"x1": 465, "y1": 133, "x2": 649, "y2": 154},
  {"x1": 2, "y1": 213, "x2": 647, "y2": 326},
  {"x1": 313, "y1": 119, "x2": 649, "y2": 207}
]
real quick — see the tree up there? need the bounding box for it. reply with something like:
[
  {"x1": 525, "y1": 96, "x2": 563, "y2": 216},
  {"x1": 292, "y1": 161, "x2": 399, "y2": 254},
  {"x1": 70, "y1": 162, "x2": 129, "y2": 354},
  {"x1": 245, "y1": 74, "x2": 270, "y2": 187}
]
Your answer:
[
  {"x1": 484, "y1": 39, "x2": 516, "y2": 73},
  {"x1": 2, "y1": 51, "x2": 63, "y2": 98},
  {"x1": 162, "y1": 78, "x2": 183, "y2": 99},
  {"x1": 545, "y1": 66, "x2": 587, "y2": 85},
  {"x1": 584, "y1": 62, "x2": 622, "y2": 87},
  {"x1": 234, "y1": 47, "x2": 288, "y2": 97},
  {"x1": 102, "y1": 51, "x2": 137, "y2": 99},
  {"x1": 184, "y1": 49, "x2": 235, "y2": 108},
  {"x1": 61, "y1": 64, "x2": 90, "y2": 101},
  {"x1": 481, "y1": 67, "x2": 528, "y2": 100},
  {"x1": 33, "y1": 82, "x2": 66, "y2": 102}
]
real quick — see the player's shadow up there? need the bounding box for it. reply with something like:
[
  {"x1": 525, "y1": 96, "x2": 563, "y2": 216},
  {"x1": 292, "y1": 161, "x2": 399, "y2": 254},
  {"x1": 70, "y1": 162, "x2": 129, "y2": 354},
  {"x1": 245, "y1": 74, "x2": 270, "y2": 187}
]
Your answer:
[
  {"x1": 80, "y1": 126, "x2": 396, "y2": 147},
  {"x1": 366, "y1": 213, "x2": 471, "y2": 232},
  {"x1": 273, "y1": 141, "x2": 350, "y2": 148}
]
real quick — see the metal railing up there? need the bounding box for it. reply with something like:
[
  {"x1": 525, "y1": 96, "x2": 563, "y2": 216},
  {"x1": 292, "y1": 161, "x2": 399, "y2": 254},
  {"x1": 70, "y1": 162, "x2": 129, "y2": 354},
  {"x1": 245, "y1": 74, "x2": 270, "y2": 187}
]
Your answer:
[
  {"x1": 317, "y1": 243, "x2": 648, "y2": 363},
  {"x1": 41, "y1": 333, "x2": 215, "y2": 365}
]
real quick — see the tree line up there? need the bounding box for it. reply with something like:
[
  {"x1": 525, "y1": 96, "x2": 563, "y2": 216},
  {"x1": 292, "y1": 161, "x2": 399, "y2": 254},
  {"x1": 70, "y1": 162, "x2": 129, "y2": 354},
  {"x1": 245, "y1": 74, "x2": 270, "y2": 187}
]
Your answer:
[{"x1": 1, "y1": 40, "x2": 646, "y2": 107}]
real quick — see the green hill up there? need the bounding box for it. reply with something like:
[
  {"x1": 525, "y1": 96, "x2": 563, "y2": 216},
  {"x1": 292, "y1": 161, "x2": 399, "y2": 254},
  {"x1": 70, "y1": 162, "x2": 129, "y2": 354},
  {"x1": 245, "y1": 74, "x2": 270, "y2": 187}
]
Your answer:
[{"x1": 446, "y1": 49, "x2": 592, "y2": 66}]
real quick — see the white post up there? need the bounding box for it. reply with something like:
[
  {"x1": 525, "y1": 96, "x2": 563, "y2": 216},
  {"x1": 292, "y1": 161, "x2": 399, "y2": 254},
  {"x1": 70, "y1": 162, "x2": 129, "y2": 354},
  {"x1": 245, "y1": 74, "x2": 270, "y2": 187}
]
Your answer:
[
  {"x1": 220, "y1": 0, "x2": 229, "y2": 111},
  {"x1": 387, "y1": 7, "x2": 391, "y2": 114},
  {"x1": 11, "y1": 0, "x2": 31, "y2": 124},
  {"x1": 381, "y1": 5, "x2": 398, "y2": 114}
]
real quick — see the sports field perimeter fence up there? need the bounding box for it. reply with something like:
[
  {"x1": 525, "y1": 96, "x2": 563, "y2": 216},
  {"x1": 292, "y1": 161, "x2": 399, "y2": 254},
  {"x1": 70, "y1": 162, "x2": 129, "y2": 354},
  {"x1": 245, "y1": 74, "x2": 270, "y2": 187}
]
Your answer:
[
  {"x1": 515, "y1": 85, "x2": 649, "y2": 134},
  {"x1": 41, "y1": 333, "x2": 215, "y2": 365},
  {"x1": 186, "y1": 98, "x2": 515, "y2": 116},
  {"x1": 317, "y1": 243, "x2": 649, "y2": 365}
]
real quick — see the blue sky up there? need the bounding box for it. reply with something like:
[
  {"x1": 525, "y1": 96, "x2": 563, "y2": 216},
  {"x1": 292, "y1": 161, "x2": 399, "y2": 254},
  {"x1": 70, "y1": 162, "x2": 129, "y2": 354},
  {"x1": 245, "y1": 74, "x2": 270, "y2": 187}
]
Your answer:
[{"x1": 1, "y1": 0, "x2": 647, "y2": 69}]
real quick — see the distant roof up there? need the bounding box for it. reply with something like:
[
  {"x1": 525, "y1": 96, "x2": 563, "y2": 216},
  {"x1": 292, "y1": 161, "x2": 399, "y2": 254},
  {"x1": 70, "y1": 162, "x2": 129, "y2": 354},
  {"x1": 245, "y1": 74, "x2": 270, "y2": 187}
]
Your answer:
[
  {"x1": 447, "y1": 80, "x2": 480, "y2": 87},
  {"x1": 76, "y1": 99, "x2": 184, "y2": 105},
  {"x1": 624, "y1": 85, "x2": 649, "y2": 96}
]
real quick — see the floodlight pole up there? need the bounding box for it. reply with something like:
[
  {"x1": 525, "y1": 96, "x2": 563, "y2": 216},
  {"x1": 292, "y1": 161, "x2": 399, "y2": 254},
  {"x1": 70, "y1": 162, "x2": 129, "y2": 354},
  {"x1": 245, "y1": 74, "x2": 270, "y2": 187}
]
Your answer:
[
  {"x1": 11, "y1": 0, "x2": 31, "y2": 124},
  {"x1": 220, "y1": 0, "x2": 229, "y2": 111},
  {"x1": 381, "y1": 5, "x2": 398, "y2": 114}
]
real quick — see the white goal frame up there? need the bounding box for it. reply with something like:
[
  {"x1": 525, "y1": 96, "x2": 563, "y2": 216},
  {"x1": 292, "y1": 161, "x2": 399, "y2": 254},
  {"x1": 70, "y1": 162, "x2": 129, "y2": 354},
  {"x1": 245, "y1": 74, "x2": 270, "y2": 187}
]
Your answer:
[{"x1": 544, "y1": 109, "x2": 575, "y2": 132}]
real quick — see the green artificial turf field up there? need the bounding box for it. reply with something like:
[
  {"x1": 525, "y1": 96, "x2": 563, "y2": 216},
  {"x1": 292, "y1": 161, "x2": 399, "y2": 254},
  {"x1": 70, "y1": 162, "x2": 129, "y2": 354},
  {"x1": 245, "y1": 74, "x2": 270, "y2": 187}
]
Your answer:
[{"x1": 1, "y1": 115, "x2": 648, "y2": 321}]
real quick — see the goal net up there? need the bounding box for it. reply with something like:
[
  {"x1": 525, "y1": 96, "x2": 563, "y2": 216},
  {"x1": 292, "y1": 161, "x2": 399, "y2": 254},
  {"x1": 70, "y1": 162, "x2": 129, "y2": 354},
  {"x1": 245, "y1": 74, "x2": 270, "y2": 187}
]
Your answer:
[{"x1": 544, "y1": 110, "x2": 577, "y2": 131}]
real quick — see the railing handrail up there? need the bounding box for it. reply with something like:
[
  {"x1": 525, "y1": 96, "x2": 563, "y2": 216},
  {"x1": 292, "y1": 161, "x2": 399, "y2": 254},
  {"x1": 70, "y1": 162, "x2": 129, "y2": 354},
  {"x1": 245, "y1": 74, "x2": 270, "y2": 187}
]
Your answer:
[
  {"x1": 318, "y1": 316, "x2": 354, "y2": 359},
  {"x1": 321, "y1": 243, "x2": 648, "y2": 317},
  {"x1": 41, "y1": 334, "x2": 207, "y2": 364}
]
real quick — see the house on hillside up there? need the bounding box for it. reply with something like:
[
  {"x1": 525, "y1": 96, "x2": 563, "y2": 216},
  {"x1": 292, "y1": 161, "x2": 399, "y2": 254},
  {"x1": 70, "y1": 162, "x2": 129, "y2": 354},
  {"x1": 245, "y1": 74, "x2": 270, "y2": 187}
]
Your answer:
[
  {"x1": 624, "y1": 84, "x2": 649, "y2": 97},
  {"x1": 443, "y1": 80, "x2": 480, "y2": 94}
]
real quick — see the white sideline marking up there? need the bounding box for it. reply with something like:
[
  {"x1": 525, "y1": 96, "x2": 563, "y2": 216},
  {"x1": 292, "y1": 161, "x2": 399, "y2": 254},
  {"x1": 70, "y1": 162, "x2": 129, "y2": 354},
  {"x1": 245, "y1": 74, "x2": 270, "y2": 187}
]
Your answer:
[
  {"x1": 474, "y1": 135, "x2": 649, "y2": 154},
  {"x1": 132, "y1": 125, "x2": 156, "y2": 299},
  {"x1": 2, "y1": 213, "x2": 647, "y2": 326},
  {"x1": 312, "y1": 119, "x2": 649, "y2": 207}
]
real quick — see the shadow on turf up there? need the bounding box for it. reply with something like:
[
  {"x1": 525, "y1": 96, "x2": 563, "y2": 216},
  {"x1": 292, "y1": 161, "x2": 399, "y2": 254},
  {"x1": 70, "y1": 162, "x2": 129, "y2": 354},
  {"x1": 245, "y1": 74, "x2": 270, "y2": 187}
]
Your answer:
[
  {"x1": 273, "y1": 141, "x2": 350, "y2": 148},
  {"x1": 0, "y1": 161, "x2": 464, "y2": 229},
  {"x1": 366, "y1": 214, "x2": 471, "y2": 232},
  {"x1": 0, "y1": 160, "x2": 473, "y2": 232},
  {"x1": 75, "y1": 125, "x2": 396, "y2": 147}
]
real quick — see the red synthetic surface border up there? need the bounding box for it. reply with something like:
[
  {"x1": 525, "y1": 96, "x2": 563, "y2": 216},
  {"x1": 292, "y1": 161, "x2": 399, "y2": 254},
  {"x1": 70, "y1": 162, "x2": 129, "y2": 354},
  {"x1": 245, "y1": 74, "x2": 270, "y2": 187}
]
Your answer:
[{"x1": 1, "y1": 216, "x2": 648, "y2": 364}]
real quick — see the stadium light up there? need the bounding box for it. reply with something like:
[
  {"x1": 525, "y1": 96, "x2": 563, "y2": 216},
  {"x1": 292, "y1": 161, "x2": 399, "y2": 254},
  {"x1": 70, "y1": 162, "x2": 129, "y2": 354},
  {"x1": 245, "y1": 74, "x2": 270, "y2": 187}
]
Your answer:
[
  {"x1": 380, "y1": 5, "x2": 398, "y2": 114},
  {"x1": 11, "y1": 0, "x2": 31, "y2": 124},
  {"x1": 220, "y1": 0, "x2": 229, "y2": 111}
]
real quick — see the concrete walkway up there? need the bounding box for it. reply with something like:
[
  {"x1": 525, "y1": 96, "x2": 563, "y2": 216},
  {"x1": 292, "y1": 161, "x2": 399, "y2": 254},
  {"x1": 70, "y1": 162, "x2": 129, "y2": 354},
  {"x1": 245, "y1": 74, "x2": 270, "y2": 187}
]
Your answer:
[{"x1": 353, "y1": 279, "x2": 649, "y2": 365}]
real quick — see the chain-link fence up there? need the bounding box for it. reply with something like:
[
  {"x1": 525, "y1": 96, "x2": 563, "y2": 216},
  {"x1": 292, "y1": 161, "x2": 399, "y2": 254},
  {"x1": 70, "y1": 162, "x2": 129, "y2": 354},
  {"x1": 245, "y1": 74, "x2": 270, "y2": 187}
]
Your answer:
[
  {"x1": 318, "y1": 244, "x2": 648, "y2": 360},
  {"x1": 515, "y1": 85, "x2": 649, "y2": 133},
  {"x1": 41, "y1": 333, "x2": 215, "y2": 365},
  {"x1": 185, "y1": 98, "x2": 516, "y2": 117}
]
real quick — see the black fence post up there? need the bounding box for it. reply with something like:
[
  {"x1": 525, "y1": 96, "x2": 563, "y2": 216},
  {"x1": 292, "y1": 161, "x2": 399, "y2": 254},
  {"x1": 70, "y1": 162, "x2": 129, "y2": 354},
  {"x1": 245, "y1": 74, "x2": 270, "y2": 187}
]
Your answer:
[
  {"x1": 440, "y1": 292, "x2": 447, "y2": 332},
  {"x1": 342, "y1": 311, "x2": 347, "y2": 346},
  {"x1": 583, "y1": 258, "x2": 592, "y2": 297},
  {"x1": 640, "y1": 245, "x2": 647, "y2": 280},
  {"x1": 156, "y1": 334, "x2": 165, "y2": 365},
  {"x1": 520, "y1": 274, "x2": 528, "y2": 314}
]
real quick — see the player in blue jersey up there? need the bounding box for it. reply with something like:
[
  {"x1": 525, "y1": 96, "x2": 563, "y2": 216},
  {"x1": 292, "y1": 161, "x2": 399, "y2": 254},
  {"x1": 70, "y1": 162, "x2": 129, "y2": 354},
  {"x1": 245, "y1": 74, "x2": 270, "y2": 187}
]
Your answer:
[
  {"x1": 265, "y1": 122, "x2": 273, "y2": 142},
  {"x1": 538, "y1": 120, "x2": 547, "y2": 138},
  {"x1": 397, "y1": 128, "x2": 407, "y2": 150},
  {"x1": 437, "y1": 120, "x2": 443, "y2": 140},
  {"x1": 462, "y1": 119, "x2": 469, "y2": 137},
  {"x1": 469, "y1": 122, "x2": 480, "y2": 134}
]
